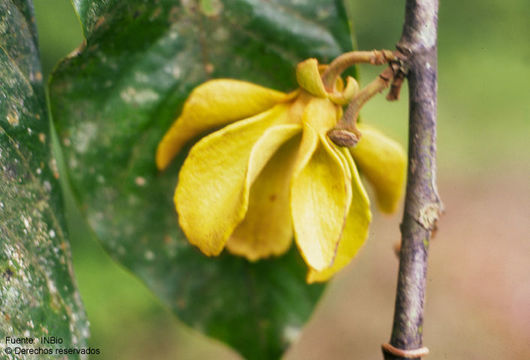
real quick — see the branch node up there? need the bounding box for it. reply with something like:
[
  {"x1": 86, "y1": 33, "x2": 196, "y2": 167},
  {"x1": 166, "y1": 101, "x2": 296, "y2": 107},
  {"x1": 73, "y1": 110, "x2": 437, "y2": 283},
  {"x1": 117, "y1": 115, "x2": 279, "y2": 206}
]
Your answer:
[
  {"x1": 395, "y1": 44, "x2": 413, "y2": 58},
  {"x1": 393, "y1": 240, "x2": 402, "y2": 258},
  {"x1": 386, "y1": 54, "x2": 409, "y2": 101},
  {"x1": 417, "y1": 202, "x2": 442, "y2": 231},
  {"x1": 382, "y1": 343, "x2": 430, "y2": 359}
]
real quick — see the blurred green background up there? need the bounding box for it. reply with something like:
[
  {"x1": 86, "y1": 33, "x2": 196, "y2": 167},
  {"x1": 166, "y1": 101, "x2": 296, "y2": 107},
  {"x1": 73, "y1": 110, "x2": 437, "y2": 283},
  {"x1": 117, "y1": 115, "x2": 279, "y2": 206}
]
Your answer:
[{"x1": 34, "y1": 0, "x2": 529, "y2": 359}]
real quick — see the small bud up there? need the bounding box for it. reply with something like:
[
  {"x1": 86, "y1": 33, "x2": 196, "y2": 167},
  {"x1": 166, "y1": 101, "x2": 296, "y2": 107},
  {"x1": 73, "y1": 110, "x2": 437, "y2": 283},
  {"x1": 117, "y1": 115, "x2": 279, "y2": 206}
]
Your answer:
[
  {"x1": 327, "y1": 129, "x2": 359, "y2": 147},
  {"x1": 393, "y1": 241, "x2": 401, "y2": 258}
]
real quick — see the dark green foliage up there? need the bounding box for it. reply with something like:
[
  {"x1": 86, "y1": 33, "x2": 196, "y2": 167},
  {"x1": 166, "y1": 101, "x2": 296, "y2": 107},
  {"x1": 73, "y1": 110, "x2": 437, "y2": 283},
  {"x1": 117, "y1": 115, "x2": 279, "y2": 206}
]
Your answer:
[
  {"x1": 0, "y1": 1, "x2": 88, "y2": 358},
  {"x1": 50, "y1": 1, "x2": 354, "y2": 358}
]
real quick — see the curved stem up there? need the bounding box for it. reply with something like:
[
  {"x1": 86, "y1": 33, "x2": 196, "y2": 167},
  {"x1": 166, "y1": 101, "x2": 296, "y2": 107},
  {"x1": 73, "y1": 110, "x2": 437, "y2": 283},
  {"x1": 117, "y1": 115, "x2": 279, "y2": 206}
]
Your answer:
[
  {"x1": 328, "y1": 66, "x2": 395, "y2": 147},
  {"x1": 341, "y1": 66, "x2": 394, "y2": 131},
  {"x1": 321, "y1": 50, "x2": 395, "y2": 88}
]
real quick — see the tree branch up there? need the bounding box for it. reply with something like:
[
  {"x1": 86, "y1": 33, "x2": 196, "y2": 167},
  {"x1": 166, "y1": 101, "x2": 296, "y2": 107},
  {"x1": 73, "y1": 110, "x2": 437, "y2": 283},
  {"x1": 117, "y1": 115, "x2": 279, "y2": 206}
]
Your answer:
[{"x1": 382, "y1": 0, "x2": 442, "y2": 359}]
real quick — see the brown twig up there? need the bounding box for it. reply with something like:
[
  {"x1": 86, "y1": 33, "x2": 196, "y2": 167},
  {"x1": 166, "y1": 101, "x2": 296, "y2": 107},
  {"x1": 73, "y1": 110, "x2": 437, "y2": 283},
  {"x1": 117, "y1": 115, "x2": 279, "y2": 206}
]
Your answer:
[
  {"x1": 321, "y1": 50, "x2": 396, "y2": 88},
  {"x1": 386, "y1": 53, "x2": 408, "y2": 101},
  {"x1": 382, "y1": 0, "x2": 442, "y2": 359},
  {"x1": 328, "y1": 65, "x2": 395, "y2": 147}
]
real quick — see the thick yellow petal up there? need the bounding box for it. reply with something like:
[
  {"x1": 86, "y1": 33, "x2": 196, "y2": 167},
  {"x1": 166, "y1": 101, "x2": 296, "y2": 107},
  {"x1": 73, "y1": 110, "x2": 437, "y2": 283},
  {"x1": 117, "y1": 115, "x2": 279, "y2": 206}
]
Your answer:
[
  {"x1": 291, "y1": 128, "x2": 352, "y2": 271},
  {"x1": 301, "y1": 97, "x2": 338, "y2": 136},
  {"x1": 289, "y1": 97, "x2": 338, "y2": 192},
  {"x1": 328, "y1": 76, "x2": 359, "y2": 105},
  {"x1": 296, "y1": 58, "x2": 328, "y2": 98},
  {"x1": 176, "y1": 105, "x2": 297, "y2": 256},
  {"x1": 227, "y1": 132, "x2": 301, "y2": 261},
  {"x1": 350, "y1": 124, "x2": 407, "y2": 213},
  {"x1": 246, "y1": 124, "x2": 301, "y2": 184},
  {"x1": 156, "y1": 79, "x2": 293, "y2": 170},
  {"x1": 307, "y1": 150, "x2": 372, "y2": 283}
]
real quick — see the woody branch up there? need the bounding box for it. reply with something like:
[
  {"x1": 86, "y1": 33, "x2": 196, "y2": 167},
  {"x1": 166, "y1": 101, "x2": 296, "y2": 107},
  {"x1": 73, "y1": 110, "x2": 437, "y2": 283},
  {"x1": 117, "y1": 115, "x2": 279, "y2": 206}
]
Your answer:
[{"x1": 382, "y1": 0, "x2": 442, "y2": 359}]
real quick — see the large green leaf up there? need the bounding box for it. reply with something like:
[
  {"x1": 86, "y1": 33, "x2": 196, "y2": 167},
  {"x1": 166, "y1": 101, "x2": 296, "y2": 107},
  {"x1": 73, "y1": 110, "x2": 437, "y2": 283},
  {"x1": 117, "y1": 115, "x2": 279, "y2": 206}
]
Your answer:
[
  {"x1": 0, "y1": 0, "x2": 88, "y2": 358},
  {"x1": 50, "y1": 1, "x2": 354, "y2": 358}
]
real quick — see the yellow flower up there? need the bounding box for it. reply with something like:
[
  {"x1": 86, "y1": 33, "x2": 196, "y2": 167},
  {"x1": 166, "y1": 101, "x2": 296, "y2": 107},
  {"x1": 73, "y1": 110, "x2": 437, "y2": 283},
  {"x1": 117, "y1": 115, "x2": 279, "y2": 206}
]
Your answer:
[{"x1": 156, "y1": 59, "x2": 406, "y2": 283}]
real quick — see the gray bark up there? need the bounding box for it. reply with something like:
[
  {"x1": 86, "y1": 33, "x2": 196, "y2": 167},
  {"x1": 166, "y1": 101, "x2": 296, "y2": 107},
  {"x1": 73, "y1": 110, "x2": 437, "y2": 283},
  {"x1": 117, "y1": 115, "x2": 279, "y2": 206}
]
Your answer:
[{"x1": 383, "y1": 0, "x2": 442, "y2": 359}]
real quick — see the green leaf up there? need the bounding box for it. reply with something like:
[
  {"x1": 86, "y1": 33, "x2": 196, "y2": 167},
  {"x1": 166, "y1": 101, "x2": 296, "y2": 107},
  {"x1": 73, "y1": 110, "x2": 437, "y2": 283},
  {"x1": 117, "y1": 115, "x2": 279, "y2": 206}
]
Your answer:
[
  {"x1": 50, "y1": 1, "x2": 354, "y2": 358},
  {"x1": 0, "y1": 0, "x2": 89, "y2": 356}
]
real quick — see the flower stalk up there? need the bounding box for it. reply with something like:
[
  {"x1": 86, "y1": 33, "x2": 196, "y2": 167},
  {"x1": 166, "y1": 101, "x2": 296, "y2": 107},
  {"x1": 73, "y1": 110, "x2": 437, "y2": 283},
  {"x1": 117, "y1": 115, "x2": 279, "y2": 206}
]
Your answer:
[
  {"x1": 328, "y1": 65, "x2": 397, "y2": 147},
  {"x1": 321, "y1": 48, "x2": 409, "y2": 149},
  {"x1": 321, "y1": 50, "x2": 396, "y2": 88}
]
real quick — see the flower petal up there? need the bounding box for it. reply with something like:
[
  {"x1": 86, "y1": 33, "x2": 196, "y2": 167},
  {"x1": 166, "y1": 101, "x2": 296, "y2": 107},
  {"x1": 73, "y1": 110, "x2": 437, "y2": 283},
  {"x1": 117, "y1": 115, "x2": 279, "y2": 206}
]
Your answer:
[
  {"x1": 296, "y1": 58, "x2": 328, "y2": 98},
  {"x1": 350, "y1": 124, "x2": 407, "y2": 213},
  {"x1": 176, "y1": 104, "x2": 297, "y2": 256},
  {"x1": 291, "y1": 123, "x2": 352, "y2": 271},
  {"x1": 156, "y1": 79, "x2": 293, "y2": 170},
  {"x1": 290, "y1": 97, "x2": 338, "y2": 185},
  {"x1": 227, "y1": 130, "x2": 301, "y2": 261},
  {"x1": 300, "y1": 97, "x2": 338, "y2": 136},
  {"x1": 307, "y1": 150, "x2": 372, "y2": 283},
  {"x1": 329, "y1": 76, "x2": 359, "y2": 105}
]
